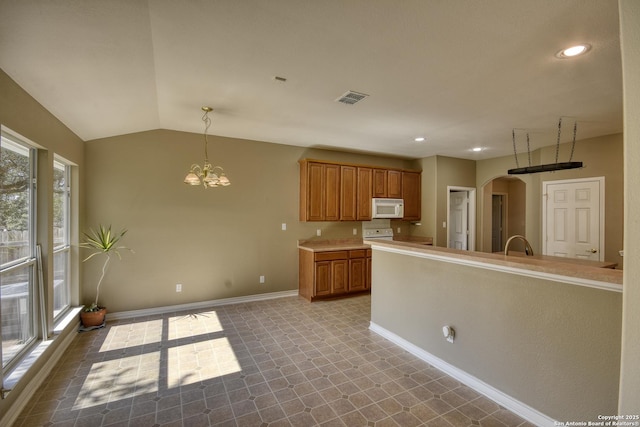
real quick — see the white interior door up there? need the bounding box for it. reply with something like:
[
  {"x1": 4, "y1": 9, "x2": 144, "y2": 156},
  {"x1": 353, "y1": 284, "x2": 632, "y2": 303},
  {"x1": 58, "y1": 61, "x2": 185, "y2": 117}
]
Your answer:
[
  {"x1": 449, "y1": 191, "x2": 469, "y2": 250},
  {"x1": 543, "y1": 177, "x2": 604, "y2": 261}
]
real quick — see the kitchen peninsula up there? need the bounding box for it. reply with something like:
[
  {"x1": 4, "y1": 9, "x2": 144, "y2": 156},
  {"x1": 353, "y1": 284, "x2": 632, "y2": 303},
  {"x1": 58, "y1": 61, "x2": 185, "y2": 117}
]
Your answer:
[{"x1": 366, "y1": 239, "x2": 622, "y2": 425}]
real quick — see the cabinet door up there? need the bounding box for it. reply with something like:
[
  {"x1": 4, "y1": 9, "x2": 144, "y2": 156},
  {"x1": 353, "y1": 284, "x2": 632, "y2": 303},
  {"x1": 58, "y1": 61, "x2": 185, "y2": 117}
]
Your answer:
[
  {"x1": 402, "y1": 171, "x2": 421, "y2": 221},
  {"x1": 349, "y1": 258, "x2": 367, "y2": 292},
  {"x1": 373, "y1": 169, "x2": 388, "y2": 198},
  {"x1": 306, "y1": 162, "x2": 325, "y2": 221},
  {"x1": 366, "y1": 253, "x2": 372, "y2": 290},
  {"x1": 315, "y1": 261, "x2": 332, "y2": 296},
  {"x1": 332, "y1": 260, "x2": 348, "y2": 294},
  {"x1": 357, "y1": 167, "x2": 372, "y2": 220},
  {"x1": 388, "y1": 170, "x2": 403, "y2": 198},
  {"x1": 325, "y1": 164, "x2": 341, "y2": 221},
  {"x1": 340, "y1": 166, "x2": 357, "y2": 221}
]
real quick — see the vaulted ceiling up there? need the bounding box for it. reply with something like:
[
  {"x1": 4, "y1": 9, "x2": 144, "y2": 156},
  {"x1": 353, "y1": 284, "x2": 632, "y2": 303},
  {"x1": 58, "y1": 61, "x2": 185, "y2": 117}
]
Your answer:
[{"x1": 0, "y1": 0, "x2": 622, "y2": 160}]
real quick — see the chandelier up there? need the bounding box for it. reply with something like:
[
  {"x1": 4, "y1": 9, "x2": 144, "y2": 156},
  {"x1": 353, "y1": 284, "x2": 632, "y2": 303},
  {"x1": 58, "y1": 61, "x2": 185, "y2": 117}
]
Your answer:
[{"x1": 184, "y1": 107, "x2": 231, "y2": 188}]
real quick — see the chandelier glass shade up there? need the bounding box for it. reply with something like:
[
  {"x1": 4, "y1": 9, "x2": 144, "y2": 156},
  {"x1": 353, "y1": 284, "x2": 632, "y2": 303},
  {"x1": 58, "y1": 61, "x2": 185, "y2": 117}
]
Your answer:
[{"x1": 184, "y1": 107, "x2": 230, "y2": 188}]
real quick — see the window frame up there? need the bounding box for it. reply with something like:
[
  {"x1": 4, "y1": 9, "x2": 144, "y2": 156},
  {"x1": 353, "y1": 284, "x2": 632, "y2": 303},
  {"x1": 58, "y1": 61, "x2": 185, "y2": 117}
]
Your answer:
[
  {"x1": 0, "y1": 130, "x2": 38, "y2": 374},
  {"x1": 52, "y1": 157, "x2": 71, "y2": 321}
]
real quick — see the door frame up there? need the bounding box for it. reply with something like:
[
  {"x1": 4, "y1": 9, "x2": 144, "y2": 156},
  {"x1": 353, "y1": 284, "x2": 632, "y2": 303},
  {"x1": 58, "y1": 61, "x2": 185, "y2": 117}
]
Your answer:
[
  {"x1": 542, "y1": 176, "x2": 605, "y2": 260},
  {"x1": 447, "y1": 186, "x2": 476, "y2": 251}
]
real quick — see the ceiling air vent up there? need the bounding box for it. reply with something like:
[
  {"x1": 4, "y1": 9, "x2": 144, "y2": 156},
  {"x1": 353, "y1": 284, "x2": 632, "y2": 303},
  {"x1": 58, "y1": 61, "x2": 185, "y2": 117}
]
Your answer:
[{"x1": 336, "y1": 90, "x2": 369, "y2": 105}]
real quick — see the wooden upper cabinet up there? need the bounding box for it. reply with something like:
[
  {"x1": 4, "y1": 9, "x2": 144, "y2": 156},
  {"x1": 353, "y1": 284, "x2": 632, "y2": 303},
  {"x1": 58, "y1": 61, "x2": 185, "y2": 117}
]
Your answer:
[
  {"x1": 388, "y1": 170, "x2": 402, "y2": 198},
  {"x1": 372, "y1": 169, "x2": 388, "y2": 198},
  {"x1": 357, "y1": 167, "x2": 372, "y2": 220},
  {"x1": 300, "y1": 159, "x2": 420, "y2": 222},
  {"x1": 324, "y1": 164, "x2": 340, "y2": 221},
  {"x1": 373, "y1": 168, "x2": 402, "y2": 198},
  {"x1": 402, "y1": 171, "x2": 421, "y2": 221},
  {"x1": 340, "y1": 166, "x2": 357, "y2": 221},
  {"x1": 300, "y1": 161, "x2": 340, "y2": 221}
]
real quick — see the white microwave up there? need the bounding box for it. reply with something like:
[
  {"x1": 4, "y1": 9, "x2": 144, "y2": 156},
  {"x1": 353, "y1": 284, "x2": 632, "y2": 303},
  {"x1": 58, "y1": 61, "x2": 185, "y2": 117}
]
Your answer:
[{"x1": 372, "y1": 198, "x2": 404, "y2": 219}]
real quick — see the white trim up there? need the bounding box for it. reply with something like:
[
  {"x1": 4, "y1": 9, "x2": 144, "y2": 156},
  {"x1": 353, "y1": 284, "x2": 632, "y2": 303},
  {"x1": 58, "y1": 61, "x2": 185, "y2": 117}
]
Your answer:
[
  {"x1": 370, "y1": 243, "x2": 622, "y2": 293},
  {"x1": 446, "y1": 186, "x2": 476, "y2": 251},
  {"x1": 369, "y1": 321, "x2": 557, "y2": 427},
  {"x1": 108, "y1": 290, "x2": 299, "y2": 320},
  {"x1": 542, "y1": 176, "x2": 605, "y2": 261}
]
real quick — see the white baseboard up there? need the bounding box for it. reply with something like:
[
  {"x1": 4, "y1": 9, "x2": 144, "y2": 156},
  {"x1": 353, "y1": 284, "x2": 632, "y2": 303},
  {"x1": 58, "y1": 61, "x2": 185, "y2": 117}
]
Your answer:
[
  {"x1": 369, "y1": 321, "x2": 556, "y2": 427},
  {"x1": 109, "y1": 290, "x2": 299, "y2": 320}
]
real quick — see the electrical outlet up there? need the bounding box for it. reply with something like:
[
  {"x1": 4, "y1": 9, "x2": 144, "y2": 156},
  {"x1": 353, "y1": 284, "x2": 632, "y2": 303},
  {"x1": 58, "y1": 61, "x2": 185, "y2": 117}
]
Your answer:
[
  {"x1": 259, "y1": 275, "x2": 265, "y2": 284},
  {"x1": 397, "y1": 227, "x2": 401, "y2": 234},
  {"x1": 442, "y1": 221, "x2": 447, "y2": 228},
  {"x1": 176, "y1": 284, "x2": 182, "y2": 293},
  {"x1": 316, "y1": 229, "x2": 321, "y2": 236},
  {"x1": 353, "y1": 228, "x2": 357, "y2": 235},
  {"x1": 281, "y1": 223, "x2": 286, "y2": 231}
]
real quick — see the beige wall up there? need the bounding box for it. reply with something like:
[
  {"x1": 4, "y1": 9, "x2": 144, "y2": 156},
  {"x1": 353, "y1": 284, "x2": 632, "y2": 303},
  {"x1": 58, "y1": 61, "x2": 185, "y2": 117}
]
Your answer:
[
  {"x1": 476, "y1": 133, "x2": 624, "y2": 266},
  {"x1": 411, "y1": 156, "x2": 476, "y2": 246},
  {"x1": 83, "y1": 129, "x2": 415, "y2": 312},
  {"x1": 619, "y1": 0, "x2": 640, "y2": 413},
  {"x1": 371, "y1": 248, "x2": 622, "y2": 421}
]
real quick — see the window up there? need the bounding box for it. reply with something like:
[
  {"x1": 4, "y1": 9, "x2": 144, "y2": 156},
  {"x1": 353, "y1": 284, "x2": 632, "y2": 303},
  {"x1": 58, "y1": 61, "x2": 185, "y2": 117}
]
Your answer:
[
  {"x1": 0, "y1": 131, "x2": 37, "y2": 371},
  {"x1": 53, "y1": 159, "x2": 70, "y2": 319}
]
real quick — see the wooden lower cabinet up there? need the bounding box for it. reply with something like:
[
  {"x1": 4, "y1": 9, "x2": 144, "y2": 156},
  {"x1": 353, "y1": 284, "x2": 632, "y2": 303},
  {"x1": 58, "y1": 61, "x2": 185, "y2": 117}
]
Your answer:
[{"x1": 299, "y1": 248, "x2": 372, "y2": 301}]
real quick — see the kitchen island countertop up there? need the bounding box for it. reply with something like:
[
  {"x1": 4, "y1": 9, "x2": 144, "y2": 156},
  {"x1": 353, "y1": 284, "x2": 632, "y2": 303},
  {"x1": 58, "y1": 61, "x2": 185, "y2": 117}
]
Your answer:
[{"x1": 366, "y1": 239, "x2": 622, "y2": 290}]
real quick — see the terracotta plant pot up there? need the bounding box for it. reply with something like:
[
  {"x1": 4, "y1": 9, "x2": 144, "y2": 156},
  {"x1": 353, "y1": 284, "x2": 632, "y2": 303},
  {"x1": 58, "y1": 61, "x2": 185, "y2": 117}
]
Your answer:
[{"x1": 80, "y1": 307, "x2": 107, "y2": 327}]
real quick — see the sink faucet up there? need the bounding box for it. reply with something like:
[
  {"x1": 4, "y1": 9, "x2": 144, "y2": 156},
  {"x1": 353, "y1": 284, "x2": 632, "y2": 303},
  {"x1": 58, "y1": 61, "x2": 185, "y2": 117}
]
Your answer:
[{"x1": 504, "y1": 235, "x2": 534, "y2": 256}]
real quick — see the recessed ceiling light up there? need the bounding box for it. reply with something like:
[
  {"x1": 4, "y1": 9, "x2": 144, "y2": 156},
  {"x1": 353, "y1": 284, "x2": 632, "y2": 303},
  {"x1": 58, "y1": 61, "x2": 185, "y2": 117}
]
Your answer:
[
  {"x1": 472, "y1": 147, "x2": 483, "y2": 152},
  {"x1": 555, "y1": 44, "x2": 591, "y2": 59},
  {"x1": 414, "y1": 137, "x2": 425, "y2": 142}
]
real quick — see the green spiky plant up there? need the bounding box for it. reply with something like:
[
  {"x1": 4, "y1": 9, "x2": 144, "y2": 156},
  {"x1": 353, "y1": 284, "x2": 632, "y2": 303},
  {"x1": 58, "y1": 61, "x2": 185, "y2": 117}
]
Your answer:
[{"x1": 80, "y1": 225, "x2": 132, "y2": 312}]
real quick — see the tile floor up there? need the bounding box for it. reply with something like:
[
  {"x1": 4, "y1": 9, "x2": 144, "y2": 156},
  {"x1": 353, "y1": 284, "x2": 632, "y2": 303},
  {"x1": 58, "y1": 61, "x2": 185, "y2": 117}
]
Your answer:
[{"x1": 14, "y1": 294, "x2": 534, "y2": 427}]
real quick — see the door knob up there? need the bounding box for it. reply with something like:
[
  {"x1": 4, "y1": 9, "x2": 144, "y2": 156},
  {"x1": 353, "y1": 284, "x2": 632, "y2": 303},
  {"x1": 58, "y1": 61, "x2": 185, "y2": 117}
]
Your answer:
[{"x1": 586, "y1": 248, "x2": 598, "y2": 253}]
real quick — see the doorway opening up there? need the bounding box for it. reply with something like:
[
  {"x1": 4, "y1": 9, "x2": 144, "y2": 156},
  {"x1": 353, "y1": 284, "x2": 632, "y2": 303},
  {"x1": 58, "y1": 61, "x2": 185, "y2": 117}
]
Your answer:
[
  {"x1": 481, "y1": 176, "x2": 526, "y2": 253},
  {"x1": 447, "y1": 186, "x2": 476, "y2": 251},
  {"x1": 491, "y1": 194, "x2": 507, "y2": 253}
]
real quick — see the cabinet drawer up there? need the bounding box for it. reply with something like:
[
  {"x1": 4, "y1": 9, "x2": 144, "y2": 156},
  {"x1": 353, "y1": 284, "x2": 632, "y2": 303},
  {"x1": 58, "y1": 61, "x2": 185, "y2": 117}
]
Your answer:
[
  {"x1": 315, "y1": 251, "x2": 348, "y2": 261},
  {"x1": 348, "y1": 249, "x2": 367, "y2": 258}
]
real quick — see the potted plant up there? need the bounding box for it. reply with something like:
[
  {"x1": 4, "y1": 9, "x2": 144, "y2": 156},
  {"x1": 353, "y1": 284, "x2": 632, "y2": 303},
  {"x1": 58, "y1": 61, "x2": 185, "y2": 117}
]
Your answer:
[{"x1": 80, "y1": 224, "x2": 132, "y2": 327}]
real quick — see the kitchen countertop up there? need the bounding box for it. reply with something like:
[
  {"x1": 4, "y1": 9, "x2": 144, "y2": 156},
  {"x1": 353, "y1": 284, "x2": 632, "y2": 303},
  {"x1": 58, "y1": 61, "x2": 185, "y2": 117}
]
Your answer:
[
  {"x1": 298, "y1": 235, "x2": 433, "y2": 252},
  {"x1": 298, "y1": 238, "x2": 370, "y2": 252},
  {"x1": 366, "y1": 239, "x2": 623, "y2": 289}
]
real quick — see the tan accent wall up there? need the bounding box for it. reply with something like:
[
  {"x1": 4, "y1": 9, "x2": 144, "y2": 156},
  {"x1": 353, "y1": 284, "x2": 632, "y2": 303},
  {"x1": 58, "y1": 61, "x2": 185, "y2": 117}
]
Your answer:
[
  {"x1": 83, "y1": 129, "x2": 415, "y2": 312},
  {"x1": 370, "y1": 248, "x2": 622, "y2": 420},
  {"x1": 618, "y1": 0, "x2": 640, "y2": 413}
]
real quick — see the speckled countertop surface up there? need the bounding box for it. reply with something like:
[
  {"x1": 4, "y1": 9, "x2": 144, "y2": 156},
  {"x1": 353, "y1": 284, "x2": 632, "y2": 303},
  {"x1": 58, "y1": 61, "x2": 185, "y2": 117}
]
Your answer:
[
  {"x1": 297, "y1": 238, "x2": 369, "y2": 252},
  {"x1": 298, "y1": 235, "x2": 433, "y2": 252},
  {"x1": 367, "y1": 239, "x2": 623, "y2": 287}
]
